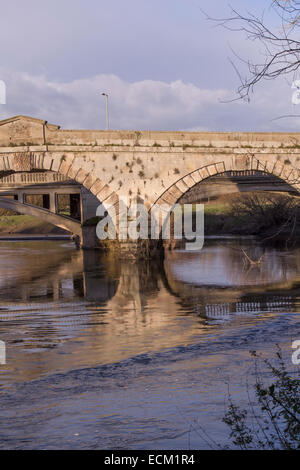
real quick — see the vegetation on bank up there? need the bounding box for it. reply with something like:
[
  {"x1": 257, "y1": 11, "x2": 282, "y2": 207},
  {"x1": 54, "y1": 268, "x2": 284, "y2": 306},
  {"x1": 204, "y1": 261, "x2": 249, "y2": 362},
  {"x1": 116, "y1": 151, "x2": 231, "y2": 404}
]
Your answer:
[
  {"x1": 222, "y1": 348, "x2": 300, "y2": 450},
  {"x1": 0, "y1": 213, "x2": 67, "y2": 234},
  {"x1": 204, "y1": 193, "x2": 300, "y2": 243}
]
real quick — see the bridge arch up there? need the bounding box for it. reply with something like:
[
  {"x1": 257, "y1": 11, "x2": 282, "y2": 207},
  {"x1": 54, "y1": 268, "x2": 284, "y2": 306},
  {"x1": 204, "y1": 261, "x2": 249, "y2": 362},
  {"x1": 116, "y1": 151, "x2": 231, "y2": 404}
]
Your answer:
[
  {"x1": 154, "y1": 154, "x2": 300, "y2": 208},
  {"x1": 0, "y1": 151, "x2": 120, "y2": 215}
]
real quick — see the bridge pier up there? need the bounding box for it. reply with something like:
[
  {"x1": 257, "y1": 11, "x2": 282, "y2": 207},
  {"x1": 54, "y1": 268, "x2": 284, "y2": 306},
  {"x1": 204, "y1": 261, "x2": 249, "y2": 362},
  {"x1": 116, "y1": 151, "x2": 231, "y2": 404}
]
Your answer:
[
  {"x1": 80, "y1": 223, "x2": 163, "y2": 259},
  {"x1": 116, "y1": 239, "x2": 163, "y2": 260}
]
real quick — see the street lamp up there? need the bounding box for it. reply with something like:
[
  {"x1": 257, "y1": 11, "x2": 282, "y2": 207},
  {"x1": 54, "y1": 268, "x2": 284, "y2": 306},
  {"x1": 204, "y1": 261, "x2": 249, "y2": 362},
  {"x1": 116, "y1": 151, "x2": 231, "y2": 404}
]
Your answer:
[{"x1": 101, "y1": 92, "x2": 110, "y2": 130}]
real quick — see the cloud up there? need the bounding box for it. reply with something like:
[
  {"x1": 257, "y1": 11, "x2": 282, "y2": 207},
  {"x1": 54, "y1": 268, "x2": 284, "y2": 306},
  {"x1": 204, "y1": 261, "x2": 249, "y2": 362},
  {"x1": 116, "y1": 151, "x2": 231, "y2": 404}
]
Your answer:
[
  {"x1": 1, "y1": 1, "x2": 294, "y2": 133},
  {"x1": 0, "y1": 68, "x2": 299, "y2": 132},
  {"x1": 0, "y1": 0, "x2": 260, "y2": 87}
]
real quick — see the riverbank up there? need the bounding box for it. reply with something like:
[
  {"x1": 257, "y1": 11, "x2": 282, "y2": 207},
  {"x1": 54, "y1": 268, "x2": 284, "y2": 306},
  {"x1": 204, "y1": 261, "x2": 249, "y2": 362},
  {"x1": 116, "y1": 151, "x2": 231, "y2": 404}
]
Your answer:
[
  {"x1": 0, "y1": 215, "x2": 68, "y2": 235},
  {"x1": 204, "y1": 195, "x2": 300, "y2": 242},
  {"x1": 204, "y1": 202, "x2": 260, "y2": 236},
  {"x1": 0, "y1": 234, "x2": 71, "y2": 241}
]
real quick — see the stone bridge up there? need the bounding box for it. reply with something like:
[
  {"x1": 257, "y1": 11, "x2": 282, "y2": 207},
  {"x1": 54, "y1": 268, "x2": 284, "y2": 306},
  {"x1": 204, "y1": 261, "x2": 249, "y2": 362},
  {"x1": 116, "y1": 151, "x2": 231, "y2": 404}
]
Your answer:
[{"x1": 0, "y1": 115, "x2": 300, "y2": 256}]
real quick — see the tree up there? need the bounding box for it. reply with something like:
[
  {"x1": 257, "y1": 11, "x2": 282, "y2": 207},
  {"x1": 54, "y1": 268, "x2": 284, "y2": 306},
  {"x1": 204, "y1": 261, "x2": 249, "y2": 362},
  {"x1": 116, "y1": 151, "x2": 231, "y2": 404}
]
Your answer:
[
  {"x1": 230, "y1": 193, "x2": 300, "y2": 243},
  {"x1": 204, "y1": 1, "x2": 300, "y2": 100}
]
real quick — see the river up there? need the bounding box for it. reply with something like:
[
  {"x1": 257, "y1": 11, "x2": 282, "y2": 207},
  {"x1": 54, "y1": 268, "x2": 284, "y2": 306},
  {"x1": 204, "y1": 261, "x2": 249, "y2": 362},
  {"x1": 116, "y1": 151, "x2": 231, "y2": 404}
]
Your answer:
[{"x1": 0, "y1": 238, "x2": 299, "y2": 449}]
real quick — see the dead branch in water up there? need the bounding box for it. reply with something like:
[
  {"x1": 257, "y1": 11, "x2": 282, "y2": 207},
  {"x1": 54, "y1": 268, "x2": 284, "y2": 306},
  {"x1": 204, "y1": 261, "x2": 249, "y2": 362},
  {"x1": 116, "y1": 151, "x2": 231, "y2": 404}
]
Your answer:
[{"x1": 241, "y1": 248, "x2": 264, "y2": 265}]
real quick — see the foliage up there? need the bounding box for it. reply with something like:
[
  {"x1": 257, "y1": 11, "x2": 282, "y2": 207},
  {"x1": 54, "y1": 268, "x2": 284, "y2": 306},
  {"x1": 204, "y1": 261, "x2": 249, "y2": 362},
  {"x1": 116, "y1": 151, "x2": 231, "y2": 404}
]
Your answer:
[
  {"x1": 223, "y1": 347, "x2": 300, "y2": 449},
  {"x1": 231, "y1": 193, "x2": 299, "y2": 237},
  {"x1": 82, "y1": 216, "x2": 102, "y2": 226},
  {"x1": 202, "y1": 193, "x2": 300, "y2": 240}
]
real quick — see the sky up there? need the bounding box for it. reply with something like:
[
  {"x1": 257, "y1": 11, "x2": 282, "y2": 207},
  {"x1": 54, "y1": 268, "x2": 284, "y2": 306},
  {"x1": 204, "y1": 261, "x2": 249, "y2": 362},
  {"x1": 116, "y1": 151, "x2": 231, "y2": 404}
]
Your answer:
[{"x1": 0, "y1": 0, "x2": 299, "y2": 131}]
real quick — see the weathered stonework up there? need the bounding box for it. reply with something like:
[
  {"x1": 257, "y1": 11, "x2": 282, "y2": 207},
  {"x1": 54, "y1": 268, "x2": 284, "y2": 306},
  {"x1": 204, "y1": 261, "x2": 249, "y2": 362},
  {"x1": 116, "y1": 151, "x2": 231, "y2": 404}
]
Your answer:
[
  {"x1": 13, "y1": 152, "x2": 33, "y2": 172},
  {"x1": 0, "y1": 115, "x2": 300, "y2": 256}
]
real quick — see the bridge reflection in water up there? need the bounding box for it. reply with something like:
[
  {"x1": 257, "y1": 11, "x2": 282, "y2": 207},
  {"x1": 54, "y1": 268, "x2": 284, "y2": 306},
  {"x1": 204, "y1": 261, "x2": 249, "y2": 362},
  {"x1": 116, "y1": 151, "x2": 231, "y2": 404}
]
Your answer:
[
  {"x1": 203, "y1": 298, "x2": 293, "y2": 320},
  {"x1": 164, "y1": 241, "x2": 299, "y2": 320},
  {"x1": 0, "y1": 238, "x2": 300, "y2": 384}
]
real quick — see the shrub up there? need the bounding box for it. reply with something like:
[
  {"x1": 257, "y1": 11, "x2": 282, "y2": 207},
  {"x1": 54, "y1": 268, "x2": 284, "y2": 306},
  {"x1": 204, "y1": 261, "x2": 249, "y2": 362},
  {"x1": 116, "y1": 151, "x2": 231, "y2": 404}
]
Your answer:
[{"x1": 223, "y1": 348, "x2": 300, "y2": 449}]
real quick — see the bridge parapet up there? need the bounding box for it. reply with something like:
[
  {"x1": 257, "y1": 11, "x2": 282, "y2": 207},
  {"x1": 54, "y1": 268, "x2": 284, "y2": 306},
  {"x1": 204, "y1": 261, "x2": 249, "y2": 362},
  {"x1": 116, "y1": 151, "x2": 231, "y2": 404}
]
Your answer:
[
  {"x1": 0, "y1": 171, "x2": 73, "y2": 186},
  {"x1": 2, "y1": 115, "x2": 300, "y2": 149}
]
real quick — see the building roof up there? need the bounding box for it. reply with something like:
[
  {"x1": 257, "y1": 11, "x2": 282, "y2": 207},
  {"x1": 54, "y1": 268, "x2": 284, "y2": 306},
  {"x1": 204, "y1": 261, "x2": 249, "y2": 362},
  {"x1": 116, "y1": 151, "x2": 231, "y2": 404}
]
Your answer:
[{"x1": 0, "y1": 115, "x2": 60, "y2": 130}]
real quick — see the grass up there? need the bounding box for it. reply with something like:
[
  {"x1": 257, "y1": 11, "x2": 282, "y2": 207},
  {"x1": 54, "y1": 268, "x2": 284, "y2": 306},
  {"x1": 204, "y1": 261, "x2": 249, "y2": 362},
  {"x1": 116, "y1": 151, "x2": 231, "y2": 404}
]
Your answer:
[
  {"x1": 0, "y1": 215, "x2": 67, "y2": 234},
  {"x1": 190, "y1": 194, "x2": 300, "y2": 242},
  {"x1": 203, "y1": 202, "x2": 231, "y2": 215},
  {"x1": 0, "y1": 215, "x2": 39, "y2": 227}
]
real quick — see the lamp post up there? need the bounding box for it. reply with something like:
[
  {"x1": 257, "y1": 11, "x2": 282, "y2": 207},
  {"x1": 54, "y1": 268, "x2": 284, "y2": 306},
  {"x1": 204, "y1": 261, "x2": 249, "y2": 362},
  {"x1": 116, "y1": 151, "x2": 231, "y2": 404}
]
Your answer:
[{"x1": 101, "y1": 92, "x2": 109, "y2": 130}]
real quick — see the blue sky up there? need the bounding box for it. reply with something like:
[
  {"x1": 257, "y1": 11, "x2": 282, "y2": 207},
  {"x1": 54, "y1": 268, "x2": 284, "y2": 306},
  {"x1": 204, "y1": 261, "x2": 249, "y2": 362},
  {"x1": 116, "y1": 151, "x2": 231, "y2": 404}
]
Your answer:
[{"x1": 0, "y1": 0, "x2": 299, "y2": 131}]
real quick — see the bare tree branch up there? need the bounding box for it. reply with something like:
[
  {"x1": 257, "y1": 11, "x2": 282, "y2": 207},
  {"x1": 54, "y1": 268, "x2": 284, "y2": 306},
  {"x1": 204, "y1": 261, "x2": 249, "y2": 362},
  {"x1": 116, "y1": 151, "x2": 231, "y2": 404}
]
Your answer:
[{"x1": 203, "y1": 1, "x2": 300, "y2": 100}]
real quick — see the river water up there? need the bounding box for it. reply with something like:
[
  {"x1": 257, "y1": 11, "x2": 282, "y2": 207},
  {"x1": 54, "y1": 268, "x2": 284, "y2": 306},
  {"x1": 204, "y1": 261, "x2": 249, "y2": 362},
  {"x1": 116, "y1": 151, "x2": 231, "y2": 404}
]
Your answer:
[{"x1": 0, "y1": 238, "x2": 299, "y2": 449}]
